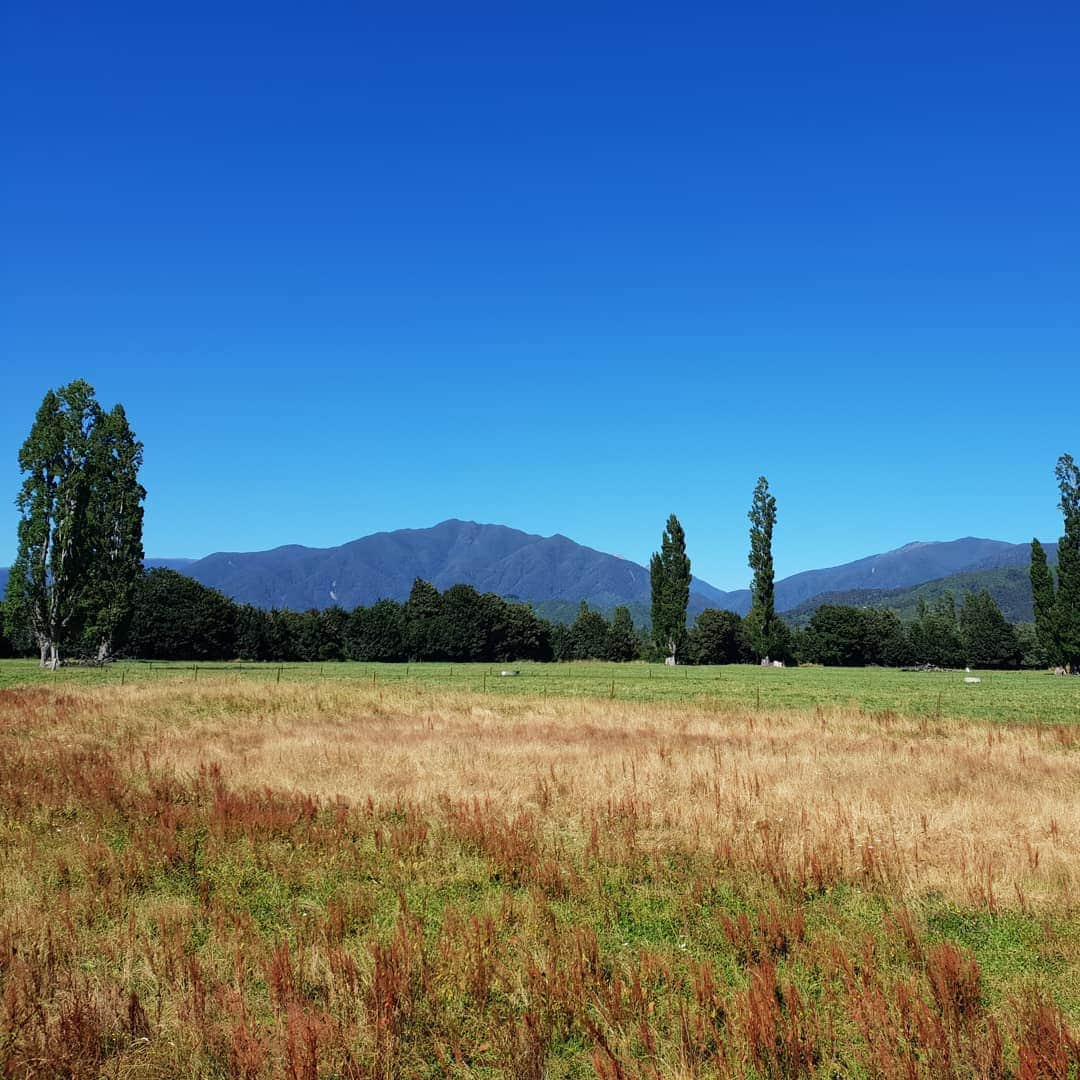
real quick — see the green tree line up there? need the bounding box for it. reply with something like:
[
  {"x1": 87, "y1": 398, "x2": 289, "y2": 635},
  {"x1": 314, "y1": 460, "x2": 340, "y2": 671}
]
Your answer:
[
  {"x1": 796, "y1": 591, "x2": 1048, "y2": 669},
  {"x1": 4, "y1": 383, "x2": 1077, "y2": 671},
  {"x1": 3, "y1": 563, "x2": 1050, "y2": 669}
]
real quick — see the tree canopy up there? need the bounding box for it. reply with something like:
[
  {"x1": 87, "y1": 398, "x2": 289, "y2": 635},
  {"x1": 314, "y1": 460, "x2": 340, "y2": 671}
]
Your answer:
[
  {"x1": 4, "y1": 381, "x2": 145, "y2": 667},
  {"x1": 1054, "y1": 453, "x2": 1080, "y2": 669},
  {"x1": 746, "y1": 476, "x2": 786, "y2": 661},
  {"x1": 649, "y1": 514, "x2": 691, "y2": 663}
]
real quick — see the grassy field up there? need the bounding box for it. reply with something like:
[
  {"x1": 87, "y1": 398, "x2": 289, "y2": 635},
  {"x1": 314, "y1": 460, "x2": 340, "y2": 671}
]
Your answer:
[
  {"x1": 1, "y1": 658, "x2": 1079, "y2": 724},
  {"x1": 0, "y1": 667, "x2": 1077, "y2": 1076}
]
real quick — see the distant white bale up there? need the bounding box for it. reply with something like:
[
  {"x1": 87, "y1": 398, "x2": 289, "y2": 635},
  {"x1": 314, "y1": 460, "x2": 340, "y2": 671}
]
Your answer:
[
  {"x1": 963, "y1": 676, "x2": 981, "y2": 684},
  {"x1": 771, "y1": 660, "x2": 785, "y2": 668},
  {"x1": 500, "y1": 670, "x2": 520, "y2": 677}
]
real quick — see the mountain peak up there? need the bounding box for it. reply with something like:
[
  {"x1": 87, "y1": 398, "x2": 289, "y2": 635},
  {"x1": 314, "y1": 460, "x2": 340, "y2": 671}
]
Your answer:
[
  {"x1": 161, "y1": 520, "x2": 731, "y2": 615},
  {"x1": 4, "y1": 526, "x2": 1051, "y2": 626}
]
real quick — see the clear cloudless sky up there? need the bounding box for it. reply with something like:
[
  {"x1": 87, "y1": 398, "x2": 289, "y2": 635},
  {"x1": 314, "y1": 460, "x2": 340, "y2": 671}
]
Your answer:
[{"x1": 2, "y1": 3, "x2": 1078, "y2": 589}]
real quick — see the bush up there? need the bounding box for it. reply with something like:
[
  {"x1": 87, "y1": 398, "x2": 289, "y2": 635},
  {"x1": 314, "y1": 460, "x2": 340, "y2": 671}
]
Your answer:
[
  {"x1": 800, "y1": 606, "x2": 911, "y2": 667},
  {"x1": 690, "y1": 609, "x2": 745, "y2": 664},
  {"x1": 125, "y1": 569, "x2": 238, "y2": 660}
]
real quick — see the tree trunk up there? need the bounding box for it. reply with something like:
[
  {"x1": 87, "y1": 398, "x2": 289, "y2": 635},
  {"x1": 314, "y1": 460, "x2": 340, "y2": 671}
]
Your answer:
[
  {"x1": 96, "y1": 639, "x2": 111, "y2": 664},
  {"x1": 48, "y1": 642, "x2": 59, "y2": 670},
  {"x1": 38, "y1": 639, "x2": 49, "y2": 669}
]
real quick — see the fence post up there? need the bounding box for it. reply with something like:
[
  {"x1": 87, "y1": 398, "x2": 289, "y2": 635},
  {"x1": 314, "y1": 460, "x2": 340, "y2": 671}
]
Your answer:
[{"x1": 276, "y1": 666, "x2": 282, "y2": 684}]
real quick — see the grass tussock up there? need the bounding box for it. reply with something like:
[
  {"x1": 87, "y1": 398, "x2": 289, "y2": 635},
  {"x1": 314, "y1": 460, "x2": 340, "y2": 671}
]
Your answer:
[{"x1": 0, "y1": 680, "x2": 1077, "y2": 1077}]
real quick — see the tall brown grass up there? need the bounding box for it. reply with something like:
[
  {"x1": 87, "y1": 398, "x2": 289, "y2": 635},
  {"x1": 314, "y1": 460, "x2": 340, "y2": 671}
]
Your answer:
[{"x1": 0, "y1": 680, "x2": 1077, "y2": 1077}]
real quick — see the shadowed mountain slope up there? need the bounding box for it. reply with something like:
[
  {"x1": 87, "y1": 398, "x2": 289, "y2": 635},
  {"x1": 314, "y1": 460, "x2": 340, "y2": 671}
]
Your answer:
[
  {"x1": 0, "y1": 529, "x2": 1058, "y2": 625},
  {"x1": 159, "y1": 520, "x2": 734, "y2": 614},
  {"x1": 781, "y1": 565, "x2": 1050, "y2": 628},
  {"x1": 771, "y1": 538, "x2": 1055, "y2": 611}
]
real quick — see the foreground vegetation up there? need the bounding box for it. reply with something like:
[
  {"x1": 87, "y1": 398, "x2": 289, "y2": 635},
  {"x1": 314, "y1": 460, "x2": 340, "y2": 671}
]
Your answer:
[{"x1": 0, "y1": 675, "x2": 1077, "y2": 1077}]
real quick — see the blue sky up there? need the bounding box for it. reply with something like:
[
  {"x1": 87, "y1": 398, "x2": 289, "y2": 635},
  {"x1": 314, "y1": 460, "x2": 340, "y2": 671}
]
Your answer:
[{"x1": 2, "y1": 4, "x2": 1077, "y2": 589}]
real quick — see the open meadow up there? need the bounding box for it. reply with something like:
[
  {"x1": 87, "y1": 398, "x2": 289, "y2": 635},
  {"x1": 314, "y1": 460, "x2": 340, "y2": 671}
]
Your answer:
[
  {"x1": 2, "y1": 659, "x2": 1079, "y2": 725},
  {"x1": 0, "y1": 663, "x2": 1078, "y2": 1076}
]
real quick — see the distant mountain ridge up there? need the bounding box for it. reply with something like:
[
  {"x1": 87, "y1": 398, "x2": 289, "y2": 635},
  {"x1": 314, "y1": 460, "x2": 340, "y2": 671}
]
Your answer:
[
  {"x1": 781, "y1": 565, "x2": 1049, "y2": 628},
  {"x1": 769, "y1": 537, "x2": 1055, "y2": 611},
  {"x1": 0, "y1": 526, "x2": 1058, "y2": 625},
  {"x1": 139, "y1": 520, "x2": 734, "y2": 615}
]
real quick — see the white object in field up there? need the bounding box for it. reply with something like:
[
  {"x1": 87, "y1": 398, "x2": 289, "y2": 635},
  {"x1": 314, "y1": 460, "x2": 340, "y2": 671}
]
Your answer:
[
  {"x1": 772, "y1": 660, "x2": 784, "y2": 668},
  {"x1": 963, "y1": 676, "x2": 981, "y2": 684},
  {"x1": 665, "y1": 656, "x2": 677, "y2": 666},
  {"x1": 500, "y1": 670, "x2": 520, "y2": 677}
]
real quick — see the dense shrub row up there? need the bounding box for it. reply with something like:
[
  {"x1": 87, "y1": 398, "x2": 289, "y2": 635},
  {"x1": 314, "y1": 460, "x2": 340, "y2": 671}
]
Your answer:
[
  {"x1": 799, "y1": 592, "x2": 1041, "y2": 669},
  {"x1": 0, "y1": 567, "x2": 1043, "y2": 668}
]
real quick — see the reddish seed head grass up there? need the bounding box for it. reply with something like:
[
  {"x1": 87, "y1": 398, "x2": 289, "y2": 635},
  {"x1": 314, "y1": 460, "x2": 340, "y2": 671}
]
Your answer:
[
  {"x1": 16, "y1": 678, "x2": 1075, "y2": 909},
  {"x1": 0, "y1": 680, "x2": 1077, "y2": 1077}
]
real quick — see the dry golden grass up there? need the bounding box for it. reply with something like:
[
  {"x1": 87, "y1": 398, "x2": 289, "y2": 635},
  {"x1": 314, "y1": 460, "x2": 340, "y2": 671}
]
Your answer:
[
  {"x1": 14, "y1": 679, "x2": 1080, "y2": 910},
  {"x1": 2, "y1": 680, "x2": 1078, "y2": 1078}
]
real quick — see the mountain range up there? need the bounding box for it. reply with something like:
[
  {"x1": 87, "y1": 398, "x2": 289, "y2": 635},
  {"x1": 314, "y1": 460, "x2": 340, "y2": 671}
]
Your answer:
[
  {"x1": 0, "y1": 521, "x2": 1057, "y2": 624},
  {"x1": 148, "y1": 520, "x2": 732, "y2": 614},
  {"x1": 780, "y1": 566, "x2": 1048, "y2": 628}
]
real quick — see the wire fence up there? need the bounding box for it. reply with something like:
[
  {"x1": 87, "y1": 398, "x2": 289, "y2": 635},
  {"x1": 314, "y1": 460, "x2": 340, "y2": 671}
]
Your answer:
[{"x1": 16, "y1": 659, "x2": 1075, "y2": 724}]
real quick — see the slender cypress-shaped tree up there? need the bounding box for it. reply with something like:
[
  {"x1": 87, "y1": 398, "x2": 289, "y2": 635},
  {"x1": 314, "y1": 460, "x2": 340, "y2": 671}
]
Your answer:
[
  {"x1": 82, "y1": 404, "x2": 146, "y2": 660},
  {"x1": 649, "y1": 514, "x2": 691, "y2": 664},
  {"x1": 5, "y1": 382, "x2": 100, "y2": 668},
  {"x1": 1054, "y1": 453, "x2": 1080, "y2": 669},
  {"x1": 4, "y1": 382, "x2": 145, "y2": 667},
  {"x1": 746, "y1": 476, "x2": 778, "y2": 660},
  {"x1": 1029, "y1": 538, "x2": 1057, "y2": 662}
]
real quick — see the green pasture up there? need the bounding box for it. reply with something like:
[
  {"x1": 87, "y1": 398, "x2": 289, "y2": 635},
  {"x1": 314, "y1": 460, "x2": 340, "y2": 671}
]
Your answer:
[{"x1": 1, "y1": 658, "x2": 1077, "y2": 725}]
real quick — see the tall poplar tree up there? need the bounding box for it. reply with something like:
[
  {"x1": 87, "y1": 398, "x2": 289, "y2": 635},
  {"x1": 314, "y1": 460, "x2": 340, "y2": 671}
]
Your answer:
[
  {"x1": 82, "y1": 404, "x2": 146, "y2": 660},
  {"x1": 746, "y1": 475, "x2": 779, "y2": 660},
  {"x1": 5, "y1": 382, "x2": 145, "y2": 667},
  {"x1": 1054, "y1": 453, "x2": 1080, "y2": 669},
  {"x1": 649, "y1": 514, "x2": 691, "y2": 664},
  {"x1": 1029, "y1": 538, "x2": 1057, "y2": 661}
]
